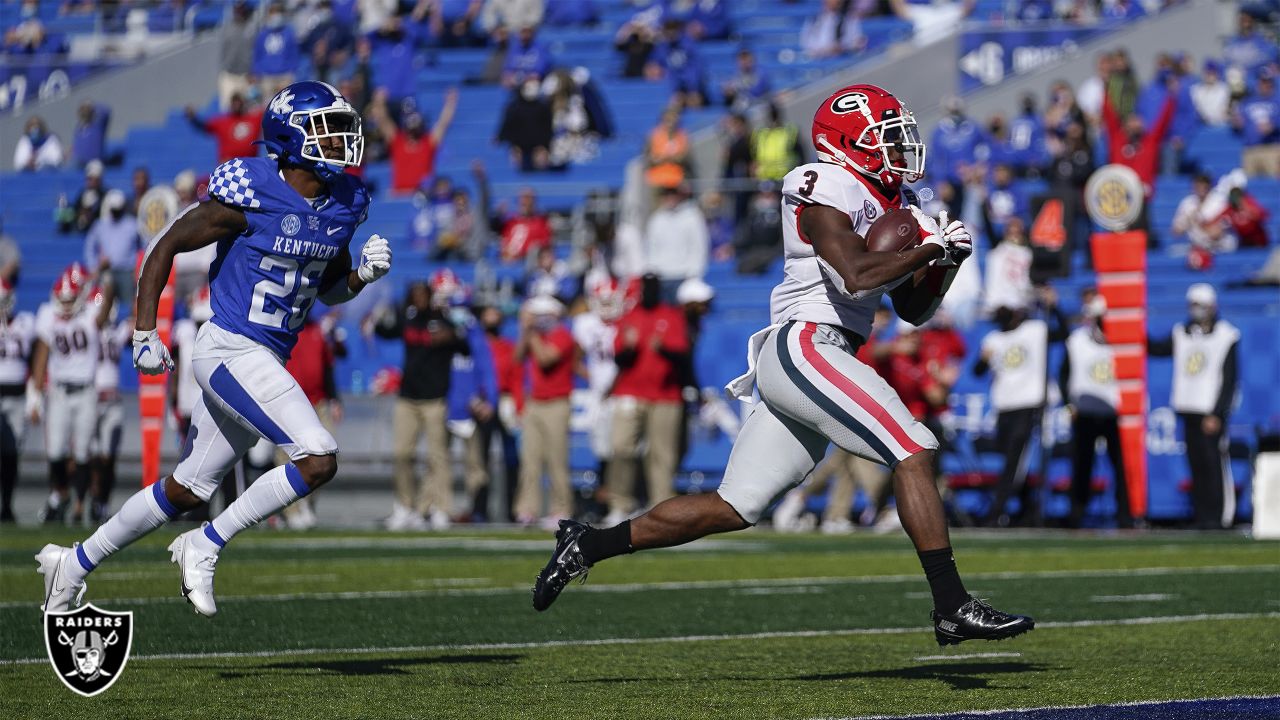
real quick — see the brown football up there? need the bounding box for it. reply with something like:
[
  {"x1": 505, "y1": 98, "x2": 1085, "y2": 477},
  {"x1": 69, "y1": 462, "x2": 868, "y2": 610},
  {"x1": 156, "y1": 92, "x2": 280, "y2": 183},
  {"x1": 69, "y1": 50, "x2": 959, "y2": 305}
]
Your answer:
[{"x1": 864, "y1": 208, "x2": 921, "y2": 253}]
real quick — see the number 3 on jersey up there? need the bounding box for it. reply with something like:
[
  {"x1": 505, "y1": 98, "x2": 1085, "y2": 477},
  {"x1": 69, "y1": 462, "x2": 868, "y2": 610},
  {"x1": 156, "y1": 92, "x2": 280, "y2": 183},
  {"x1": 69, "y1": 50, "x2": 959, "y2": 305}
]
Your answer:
[{"x1": 248, "y1": 256, "x2": 327, "y2": 331}]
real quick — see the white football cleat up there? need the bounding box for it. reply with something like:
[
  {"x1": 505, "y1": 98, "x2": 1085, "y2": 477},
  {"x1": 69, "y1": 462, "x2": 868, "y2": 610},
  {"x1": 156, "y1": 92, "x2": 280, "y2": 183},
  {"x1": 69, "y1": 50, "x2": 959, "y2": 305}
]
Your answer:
[
  {"x1": 36, "y1": 544, "x2": 87, "y2": 613},
  {"x1": 169, "y1": 527, "x2": 220, "y2": 617}
]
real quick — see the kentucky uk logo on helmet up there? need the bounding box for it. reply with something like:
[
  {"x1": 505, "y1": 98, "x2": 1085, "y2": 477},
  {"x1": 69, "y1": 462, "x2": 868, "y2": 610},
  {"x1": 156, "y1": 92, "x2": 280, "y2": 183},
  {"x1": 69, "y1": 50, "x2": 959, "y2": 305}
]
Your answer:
[{"x1": 44, "y1": 603, "x2": 134, "y2": 697}]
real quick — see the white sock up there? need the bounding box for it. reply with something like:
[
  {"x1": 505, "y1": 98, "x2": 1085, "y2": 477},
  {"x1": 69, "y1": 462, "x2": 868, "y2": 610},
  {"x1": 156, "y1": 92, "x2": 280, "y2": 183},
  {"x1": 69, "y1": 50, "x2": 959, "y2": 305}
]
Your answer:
[
  {"x1": 69, "y1": 480, "x2": 181, "y2": 583},
  {"x1": 201, "y1": 464, "x2": 310, "y2": 549}
]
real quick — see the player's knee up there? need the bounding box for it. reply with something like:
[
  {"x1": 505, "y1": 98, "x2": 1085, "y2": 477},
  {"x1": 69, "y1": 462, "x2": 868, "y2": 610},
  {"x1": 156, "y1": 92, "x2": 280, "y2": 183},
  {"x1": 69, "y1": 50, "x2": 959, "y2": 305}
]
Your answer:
[
  {"x1": 163, "y1": 476, "x2": 206, "y2": 510},
  {"x1": 296, "y1": 453, "x2": 338, "y2": 488}
]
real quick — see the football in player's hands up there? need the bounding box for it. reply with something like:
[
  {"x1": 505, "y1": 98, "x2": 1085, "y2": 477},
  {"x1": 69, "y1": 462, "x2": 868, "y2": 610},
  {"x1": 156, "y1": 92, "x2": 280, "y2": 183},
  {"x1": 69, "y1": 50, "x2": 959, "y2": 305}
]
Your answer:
[{"x1": 864, "y1": 208, "x2": 921, "y2": 253}]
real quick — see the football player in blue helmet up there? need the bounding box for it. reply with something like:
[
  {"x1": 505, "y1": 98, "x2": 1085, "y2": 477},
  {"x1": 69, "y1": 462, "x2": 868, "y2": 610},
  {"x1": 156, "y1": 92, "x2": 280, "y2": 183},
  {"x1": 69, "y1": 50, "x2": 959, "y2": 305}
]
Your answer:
[{"x1": 37, "y1": 81, "x2": 394, "y2": 618}]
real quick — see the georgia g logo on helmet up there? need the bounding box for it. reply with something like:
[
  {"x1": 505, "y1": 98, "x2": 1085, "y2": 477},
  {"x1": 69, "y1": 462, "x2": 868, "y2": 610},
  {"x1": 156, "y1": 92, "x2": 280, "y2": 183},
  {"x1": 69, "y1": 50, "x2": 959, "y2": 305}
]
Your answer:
[{"x1": 830, "y1": 92, "x2": 871, "y2": 116}]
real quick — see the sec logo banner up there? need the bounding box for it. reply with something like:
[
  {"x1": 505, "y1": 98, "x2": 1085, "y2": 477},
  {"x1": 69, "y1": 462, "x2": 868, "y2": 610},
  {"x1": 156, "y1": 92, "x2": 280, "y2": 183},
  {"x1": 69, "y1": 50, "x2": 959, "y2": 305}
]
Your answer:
[{"x1": 44, "y1": 604, "x2": 134, "y2": 697}]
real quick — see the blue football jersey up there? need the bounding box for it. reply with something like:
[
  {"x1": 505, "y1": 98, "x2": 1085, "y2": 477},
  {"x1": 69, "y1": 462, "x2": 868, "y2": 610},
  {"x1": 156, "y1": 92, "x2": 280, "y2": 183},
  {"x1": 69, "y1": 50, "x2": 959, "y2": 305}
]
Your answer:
[{"x1": 206, "y1": 157, "x2": 370, "y2": 358}]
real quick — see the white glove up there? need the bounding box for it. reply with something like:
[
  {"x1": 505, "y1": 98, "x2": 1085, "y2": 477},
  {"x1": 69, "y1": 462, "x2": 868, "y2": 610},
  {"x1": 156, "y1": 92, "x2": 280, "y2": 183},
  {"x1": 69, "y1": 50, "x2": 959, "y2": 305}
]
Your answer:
[
  {"x1": 907, "y1": 204, "x2": 946, "y2": 257},
  {"x1": 133, "y1": 329, "x2": 174, "y2": 375},
  {"x1": 357, "y1": 234, "x2": 392, "y2": 283},
  {"x1": 935, "y1": 210, "x2": 973, "y2": 267}
]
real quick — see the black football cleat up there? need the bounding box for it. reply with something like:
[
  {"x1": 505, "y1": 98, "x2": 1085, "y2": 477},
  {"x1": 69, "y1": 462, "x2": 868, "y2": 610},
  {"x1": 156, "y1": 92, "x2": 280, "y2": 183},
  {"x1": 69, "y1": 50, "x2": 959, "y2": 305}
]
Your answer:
[
  {"x1": 931, "y1": 597, "x2": 1035, "y2": 646},
  {"x1": 532, "y1": 520, "x2": 592, "y2": 612}
]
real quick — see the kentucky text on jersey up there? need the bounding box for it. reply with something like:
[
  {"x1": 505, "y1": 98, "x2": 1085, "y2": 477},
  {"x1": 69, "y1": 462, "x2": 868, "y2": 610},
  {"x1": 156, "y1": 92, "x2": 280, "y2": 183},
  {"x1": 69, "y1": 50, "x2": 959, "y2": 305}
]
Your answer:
[
  {"x1": 206, "y1": 156, "x2": 369, "y2": 358},
  {"x1": 271, "y1": 237, "x2": 342, "y2": 260}
]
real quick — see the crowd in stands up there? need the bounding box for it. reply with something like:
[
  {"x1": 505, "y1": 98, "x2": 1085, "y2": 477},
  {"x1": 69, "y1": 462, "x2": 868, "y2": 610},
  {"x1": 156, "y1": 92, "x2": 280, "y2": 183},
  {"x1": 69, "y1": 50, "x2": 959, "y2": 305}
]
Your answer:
[{"x1": 2, "y1": 1, "x2": 1278, "y2": 531}]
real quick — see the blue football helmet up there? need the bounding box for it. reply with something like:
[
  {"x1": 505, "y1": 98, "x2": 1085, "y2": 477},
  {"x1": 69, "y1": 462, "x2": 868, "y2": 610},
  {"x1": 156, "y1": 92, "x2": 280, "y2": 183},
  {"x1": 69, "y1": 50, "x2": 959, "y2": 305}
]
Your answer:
[{"x1": 260, "y1": 81, "x2": 364, "y2": 180}]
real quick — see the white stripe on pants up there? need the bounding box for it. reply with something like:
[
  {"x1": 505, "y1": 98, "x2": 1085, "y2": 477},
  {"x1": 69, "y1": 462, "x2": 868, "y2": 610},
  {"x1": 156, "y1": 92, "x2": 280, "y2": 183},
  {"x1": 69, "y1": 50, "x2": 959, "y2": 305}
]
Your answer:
[{"x1": 717, "y1": 322, "x2": 937, "y2": 524}]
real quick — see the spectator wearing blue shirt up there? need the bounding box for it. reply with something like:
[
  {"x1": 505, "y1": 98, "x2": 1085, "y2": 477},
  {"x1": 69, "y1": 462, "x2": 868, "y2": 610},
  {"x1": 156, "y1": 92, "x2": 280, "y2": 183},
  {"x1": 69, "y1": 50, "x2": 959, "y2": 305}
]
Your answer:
[
  {"x1": 502, "y1": 25, "x2": 554, "y2": 88},
  {"x1": 721, "y1": 48, "x2": 771, "y2": 112},
  {"x1": 1007, "y1": 95, "x2": 1048, "y2": 175},
  {"x1": 407, "y1": 177, "x2": 459, "y2": 256},
  {"x1": 252, "y1": 3, "x2": 300, "y2": 99},
  {"x1": 666, "y1": 0, "x2": 730, "y2": 41},
  {"x1": 1236, "y1": 70, "x2": 1280, "y2": 177},
  {"x1": 982, "y1": 164, "x2": 1028, "y2": 243},
  {"x1": 368, "y1": 17, "x2": 423, "y2": 106},
  {"x1": 302, "y1": 0, "x2": 355, "y2": 81},
  {"x1": 83, "y1": 190, "x2": 141, "y2": 313},
  {"x1": 1100, "y1": 0, "x2": 1145, "y2": 22},
  {"x1": 71, "y1": 103, "x2": 110, "y2": 169},
  {"x1": 931, "y1": 97, "x2": 989, "y2": 190},
  {"x1": 1223, "y1": 11, "x2": 1279, "y2": 78},
  {"x1": 431, "y1": 0, "x2": 485, "y2": 47},
  {"x1": 545, "y1": 0, "x2": 599, "y2": 27},
  {"x1": 1139, "y1": 53, "x2": 1198, "y2": 174},
  {"x1": 647, "y1": 20, "x2": 707, "y2": 108}
]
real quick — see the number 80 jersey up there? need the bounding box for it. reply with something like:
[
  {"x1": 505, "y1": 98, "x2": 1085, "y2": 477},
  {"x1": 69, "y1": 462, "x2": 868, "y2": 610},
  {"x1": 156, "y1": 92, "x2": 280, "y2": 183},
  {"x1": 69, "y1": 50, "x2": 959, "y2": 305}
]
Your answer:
[
  {"x1": 771, "y1": 162, "x2": 908, "y2": 342},
  {"x1": 207, "y1": 157, "x2": 370, "y2": 359}
]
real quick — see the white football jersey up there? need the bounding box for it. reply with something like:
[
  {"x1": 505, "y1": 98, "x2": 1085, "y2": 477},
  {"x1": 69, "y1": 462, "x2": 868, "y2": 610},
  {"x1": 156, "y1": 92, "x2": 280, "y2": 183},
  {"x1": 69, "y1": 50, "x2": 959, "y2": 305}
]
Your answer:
[
  {"x1": 772, "y1": 162, "x2": 910, "y2": 340},
  {"x1": 572, "y1": 312, "x2": 617, "y2": 396},
  {"x1": 171, "y1": 318, "x2": 201, "y2": 416},
  {"x1": 0, "y1": 312, "x2": 36, "y2": 385},
  {"x1": 35, "y1": 302, "x2": 101, "y2": 385},
  {"x1": 95, "y1": 320, "x2": 132, "y2": 392}
]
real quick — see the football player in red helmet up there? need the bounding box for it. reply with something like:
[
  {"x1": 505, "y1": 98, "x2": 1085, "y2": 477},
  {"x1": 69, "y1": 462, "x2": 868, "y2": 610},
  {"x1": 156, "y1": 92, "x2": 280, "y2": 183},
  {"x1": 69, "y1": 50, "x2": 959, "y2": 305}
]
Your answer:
[{"x1": 534, "y1": 84, "x2": 1034, "y2": 647}]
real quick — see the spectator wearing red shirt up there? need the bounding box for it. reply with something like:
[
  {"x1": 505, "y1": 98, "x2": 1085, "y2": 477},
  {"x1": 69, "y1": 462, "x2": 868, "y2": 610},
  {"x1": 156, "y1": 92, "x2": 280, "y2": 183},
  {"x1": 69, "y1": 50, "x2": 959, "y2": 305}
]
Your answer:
[
  {"x1": 495, "y1": 187, "x2": 553, "y2": 262},
  {"x1": 1101, "y1": 91, "x2": 1174, "y2": 198},
  {"x1": 475, "y1": 304, "x2": 523, "y2": 522},
  {"x1": 185, "y1": 94, "x2": 264, "y2": 164},
  {"x1": 604, "y1": 275, "x2": 689, "y2": 523},
  {"x1": 514, "y1": 295, "x2": 579, "y2": 526},
  {"x1": 276, "y1": 315, "x2": 345, "y2": 529},
  {"x1": 373, "y1": 88, "x2": 458, "y2": 195},
  {"x1": 1215, "y1": 187, "x2": 1271, "y2": 248}
]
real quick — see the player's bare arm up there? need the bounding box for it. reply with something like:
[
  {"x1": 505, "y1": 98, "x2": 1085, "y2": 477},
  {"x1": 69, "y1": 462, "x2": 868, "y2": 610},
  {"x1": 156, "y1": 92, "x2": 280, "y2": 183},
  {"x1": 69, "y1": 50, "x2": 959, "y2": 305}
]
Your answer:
[
  {"x1": 135, "y1": 200, "x2": 247, "y2": 332},
  {"x1": 802, "y1": 204, "x2": 943, "y2": 293}
]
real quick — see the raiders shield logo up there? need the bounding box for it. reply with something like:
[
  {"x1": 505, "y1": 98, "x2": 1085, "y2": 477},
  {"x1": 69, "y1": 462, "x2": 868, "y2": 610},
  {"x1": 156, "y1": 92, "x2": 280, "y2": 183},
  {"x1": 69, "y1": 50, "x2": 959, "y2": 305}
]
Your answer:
[{"x1": 44, "y1": 604, "x2": 133, "y2": 697}]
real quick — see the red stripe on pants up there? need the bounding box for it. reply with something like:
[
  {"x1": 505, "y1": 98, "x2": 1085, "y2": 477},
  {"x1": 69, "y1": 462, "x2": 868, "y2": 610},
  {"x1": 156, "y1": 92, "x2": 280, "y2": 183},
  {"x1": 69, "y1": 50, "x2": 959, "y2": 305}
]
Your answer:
[{"x1": 797, "y1": 322, "x2": 924, "y2": 455}]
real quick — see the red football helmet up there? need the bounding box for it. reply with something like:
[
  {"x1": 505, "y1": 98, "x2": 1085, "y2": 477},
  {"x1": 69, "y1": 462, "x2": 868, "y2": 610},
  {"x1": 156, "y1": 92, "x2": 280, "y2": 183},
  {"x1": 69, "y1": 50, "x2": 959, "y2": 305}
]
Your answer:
[
  {"x1": 51, "y1": 268, "x2": 85, "y2": 318},
  {"x1": 0, "y1": 278, "x2": 14, "y2": 318},
  {"x1": 811, "y1": 84, "x2": 926, "y2": 188},
  {"x1": 586, "y1": 275, "x2": 625, "y2": 322},
  {"x1": 428, "y1": 268, "x2": 465, "y2": 308}
]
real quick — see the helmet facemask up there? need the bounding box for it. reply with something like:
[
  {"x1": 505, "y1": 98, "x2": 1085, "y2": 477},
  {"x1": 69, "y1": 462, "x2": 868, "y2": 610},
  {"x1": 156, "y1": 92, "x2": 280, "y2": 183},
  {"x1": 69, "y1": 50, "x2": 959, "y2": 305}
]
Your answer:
[
  {"x1": 869, "y1": 114, "x2": 926, "y2": 182},
  {"x1": 289, "y1": 103, "x2": 364, "y2": 174}
]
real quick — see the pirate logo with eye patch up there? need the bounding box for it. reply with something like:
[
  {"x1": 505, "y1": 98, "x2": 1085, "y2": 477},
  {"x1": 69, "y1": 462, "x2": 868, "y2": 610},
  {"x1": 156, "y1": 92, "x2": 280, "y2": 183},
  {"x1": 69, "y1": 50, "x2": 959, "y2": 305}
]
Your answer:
[{"x1": 45, "y1": 604, "x2": 133, "y2": 697}]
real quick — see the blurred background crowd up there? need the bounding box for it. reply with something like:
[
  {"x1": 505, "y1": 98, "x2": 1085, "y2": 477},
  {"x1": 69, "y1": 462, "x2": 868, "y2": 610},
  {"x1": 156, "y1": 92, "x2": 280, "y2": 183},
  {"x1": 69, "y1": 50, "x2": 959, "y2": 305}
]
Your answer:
[{"x1": 2, "y1": 0, "x2": 1278, "y2": 534}]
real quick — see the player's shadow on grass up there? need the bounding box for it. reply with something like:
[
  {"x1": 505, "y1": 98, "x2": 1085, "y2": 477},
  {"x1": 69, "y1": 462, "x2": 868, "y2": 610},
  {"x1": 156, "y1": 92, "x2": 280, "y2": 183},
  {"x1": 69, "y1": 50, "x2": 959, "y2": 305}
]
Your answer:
[
  {"x1": 200, "y1": 653, "x2": 523, "y2": 678},
  {"x1": 795, "y1": 661, "x2": 1048, "y2": 691}
]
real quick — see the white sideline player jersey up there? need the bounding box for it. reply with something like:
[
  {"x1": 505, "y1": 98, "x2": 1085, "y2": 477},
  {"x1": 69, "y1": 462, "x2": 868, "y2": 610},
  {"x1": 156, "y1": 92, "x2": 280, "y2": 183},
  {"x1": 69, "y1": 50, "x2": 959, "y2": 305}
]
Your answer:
[
  {"x1": 0, "y1": 312, "x2": 35, "y2": 385},
  {"x1": 572, "y1": 312, "x2": 617, "y2": 395},
  {"x1": 981, "y1": 319, "x2": 1048, "y2": 411},
  {"x1": 772, "y1": 162, "x2": 910, "y2": 340},
  {"x1": 95, "y1": 320, "x2": 132, "y2": 392},
  {"x1": 171, "y1": 318, "x2": 201, "y2": 417},
  {"x1": 35, "y1": 303, "x2": 101, "y2": 385},
  {"x1": 1065, "y1": 327, "x2": 1119, "y2": 415}
]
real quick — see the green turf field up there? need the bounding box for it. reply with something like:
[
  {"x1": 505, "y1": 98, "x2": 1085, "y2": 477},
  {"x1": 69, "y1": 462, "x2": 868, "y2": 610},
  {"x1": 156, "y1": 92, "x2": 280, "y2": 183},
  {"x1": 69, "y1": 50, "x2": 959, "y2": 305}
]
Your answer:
[{"x1": 1, "y1": 526, "x2": 1277, "y2": 719}]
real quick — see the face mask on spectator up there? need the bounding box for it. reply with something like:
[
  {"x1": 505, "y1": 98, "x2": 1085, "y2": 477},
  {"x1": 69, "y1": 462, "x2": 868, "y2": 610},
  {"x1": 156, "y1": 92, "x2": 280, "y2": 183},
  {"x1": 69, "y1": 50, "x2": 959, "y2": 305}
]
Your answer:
[
  {"x1": 448, "y1": 308, "x2": 471, "y2": 326},
  {"x1": 521, "y1": 81, "x2": 540, "y2": 101},
  {"x1": 532, "y1": 315, "x2": 557, "y2": 332},
  {"x1": 267, "y1": 12, "x2": 285, "y2": 28}
]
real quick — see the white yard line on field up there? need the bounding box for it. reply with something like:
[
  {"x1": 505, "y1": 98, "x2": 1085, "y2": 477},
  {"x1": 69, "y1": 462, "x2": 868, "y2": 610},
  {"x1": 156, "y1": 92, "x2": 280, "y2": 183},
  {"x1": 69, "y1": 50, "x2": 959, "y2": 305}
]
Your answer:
[
  {"x1": 0, "y1": 611, "x2": 1276, "y2": 666},
  {"x1": 912, "y1": 652, "x2": 1022, "y2": 661},
  {"x1": 0, "y1": 564, "x2": 1275, "y2": 610},
  {"x1": 811, "y1": 693, "x2": 1280, "y2": 719},
  {"x1": 1090, "y1": 593, "x2": 1176, "y2": 603}
]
